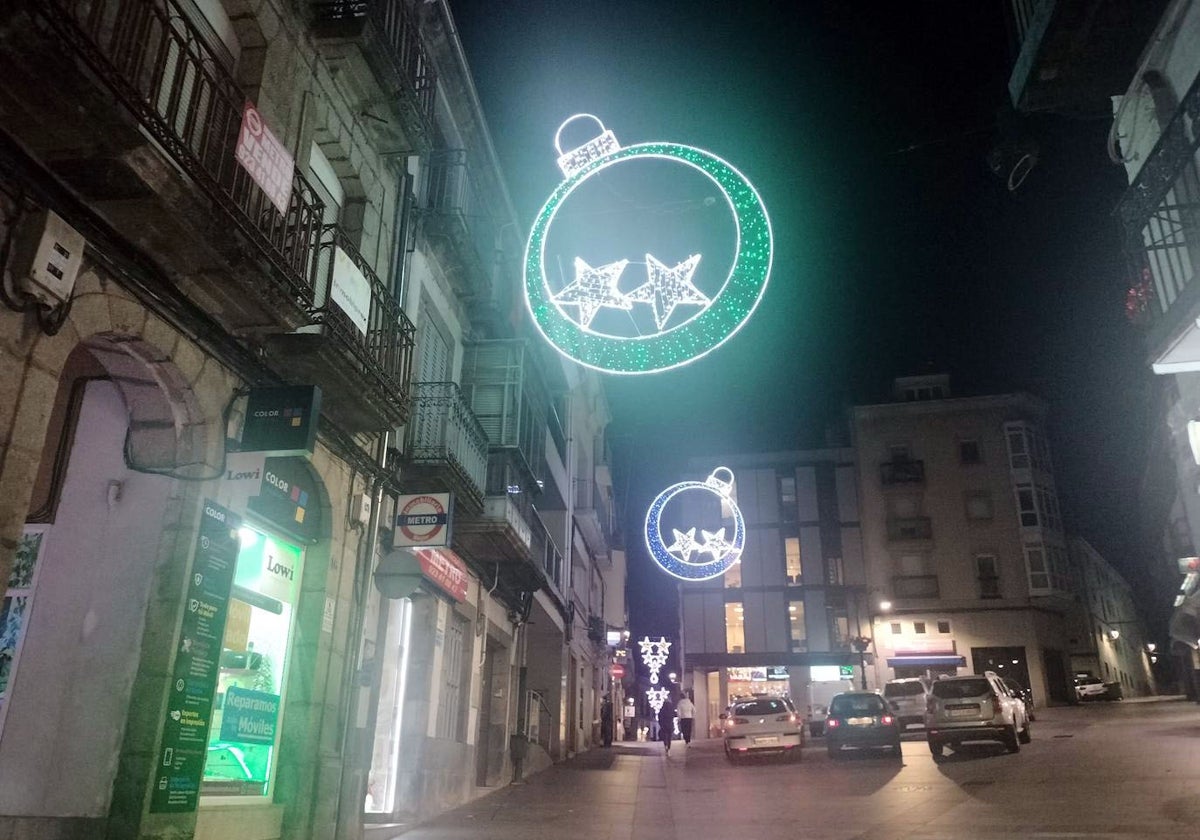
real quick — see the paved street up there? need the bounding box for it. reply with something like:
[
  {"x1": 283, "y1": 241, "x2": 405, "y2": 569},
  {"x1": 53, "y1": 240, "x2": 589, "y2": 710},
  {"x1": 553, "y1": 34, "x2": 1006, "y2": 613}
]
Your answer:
[{"x1": 385, "y1": 698, "x2": 1200, "y2": 840}]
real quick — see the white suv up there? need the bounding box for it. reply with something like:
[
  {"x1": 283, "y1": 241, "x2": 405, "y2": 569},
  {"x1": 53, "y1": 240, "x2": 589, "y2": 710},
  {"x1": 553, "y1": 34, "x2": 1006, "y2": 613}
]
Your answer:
[
  {"x1": 925, "y1": 671, "x2": 1031, "y2": 760},
  {"x1": 883, "y1": 678, "x2": 929, "y2": 730}
]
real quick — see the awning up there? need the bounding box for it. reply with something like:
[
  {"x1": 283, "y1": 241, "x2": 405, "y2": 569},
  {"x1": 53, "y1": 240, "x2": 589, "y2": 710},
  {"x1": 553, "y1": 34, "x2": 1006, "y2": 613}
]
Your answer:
[{"x1": 887, "y1": 655, "x2": 966, "y2": 668}]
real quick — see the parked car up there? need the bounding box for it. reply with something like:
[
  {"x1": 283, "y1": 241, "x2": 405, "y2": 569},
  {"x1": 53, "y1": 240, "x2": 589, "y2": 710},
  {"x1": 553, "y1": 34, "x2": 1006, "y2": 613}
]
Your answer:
[
  {"x1": 1074, "y1": 675, "x2": 1107, "y2": 701},
  {"x1": 1002, "y1": 677, "x2": 1036, "y2": 721},
  {"x1": 883, "y1": 677, "x2": 930, "y2": 730},
  {"x1": 722, "y1": 695, "x2": 804, "y2": 762},
  {"x1": 925, "y1": 671, "x2": 1031, "y2": 760},
  {"x1": 825, "y1": 691, "x2": 902, "y2": 759},
  {"x1": 807, "y1": 678, "x2": 855, "y2": 736}
]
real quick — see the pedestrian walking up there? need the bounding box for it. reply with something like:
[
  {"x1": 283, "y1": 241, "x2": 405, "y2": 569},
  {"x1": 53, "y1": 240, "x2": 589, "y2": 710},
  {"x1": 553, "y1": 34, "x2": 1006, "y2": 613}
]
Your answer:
[
  {"x1": 600, "y1": 694, "x2": 614, "y2": 747},
  {"x1": 657, "y1": 695, "x2": 676, "y2": 755},
  {"x1": 677, "y1": 690, "x2": 696, "y2": 745}
]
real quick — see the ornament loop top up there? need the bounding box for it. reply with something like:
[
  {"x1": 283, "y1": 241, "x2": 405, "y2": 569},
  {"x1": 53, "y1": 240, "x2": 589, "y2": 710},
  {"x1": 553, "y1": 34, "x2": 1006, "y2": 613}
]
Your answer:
[
  {"x1": 554, "y1": 114, "x2": 621, "y2": 177},
  {"x1": 705, "y1": 467, "x2": 735, "y2": 496}
]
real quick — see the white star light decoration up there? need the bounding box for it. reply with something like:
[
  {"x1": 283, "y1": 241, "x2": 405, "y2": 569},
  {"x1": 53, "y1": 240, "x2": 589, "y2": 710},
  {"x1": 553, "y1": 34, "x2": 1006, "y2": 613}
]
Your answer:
[
  {"x1": 639, "y1": 636, "x2": 671, "y2": 685},
  {"x1": 551, "y1": 254, "x2": 709, "y2": 331},
  {"x1": 646, "y1": 686, "x2": 671, "y2": 715}
]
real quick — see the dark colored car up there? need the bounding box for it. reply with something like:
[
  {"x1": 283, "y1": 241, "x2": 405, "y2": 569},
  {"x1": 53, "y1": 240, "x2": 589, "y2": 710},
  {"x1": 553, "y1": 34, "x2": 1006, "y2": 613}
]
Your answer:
[
  {"x1": 1002, "y1": 677, "x2": 1036, "y2": 721},
  {"x1": 825, "y1": 691, "x2": 902, "y2": 759}
]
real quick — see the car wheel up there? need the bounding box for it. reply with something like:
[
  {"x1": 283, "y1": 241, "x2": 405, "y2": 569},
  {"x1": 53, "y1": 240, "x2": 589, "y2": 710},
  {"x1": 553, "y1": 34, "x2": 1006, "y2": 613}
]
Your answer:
[
  {"x1": 1004, "y1": 724, "x2": 1020, "y2": 753},
  {"x1": 1018, "y1": 720, "x2": 1032, "y2": 744},
  {"x1": 928, "y1": 739, "x2": 943, "y2": 759}
]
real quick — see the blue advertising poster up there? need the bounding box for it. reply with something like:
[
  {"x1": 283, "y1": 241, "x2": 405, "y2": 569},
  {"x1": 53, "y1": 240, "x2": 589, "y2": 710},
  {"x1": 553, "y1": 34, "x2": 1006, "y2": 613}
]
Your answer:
[{"x1": 219, "y1": 686, "x2": 281, "y2": 746}]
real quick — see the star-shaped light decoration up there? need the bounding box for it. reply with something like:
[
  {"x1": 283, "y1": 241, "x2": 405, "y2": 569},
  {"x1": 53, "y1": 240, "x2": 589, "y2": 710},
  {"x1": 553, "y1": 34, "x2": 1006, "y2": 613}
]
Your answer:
[
  {"x1": 552, "y1": 258, "x2": 631, "y2": 328},
  {"x1": 698, "y1": 528, "x2": 732, "y2": 560},
  {"x1": 665, "y1": 527, "x2": 699, "y2": 562},
  {"x1": 626, "y1": 254, "x2": 709, "y2": 330}
]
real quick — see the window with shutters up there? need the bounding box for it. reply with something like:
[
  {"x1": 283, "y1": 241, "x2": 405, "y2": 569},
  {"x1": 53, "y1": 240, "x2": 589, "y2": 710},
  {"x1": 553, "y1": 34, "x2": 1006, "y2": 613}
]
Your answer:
[{"x1": 436, "y1": 615, "x2": 467, "y2": 740}]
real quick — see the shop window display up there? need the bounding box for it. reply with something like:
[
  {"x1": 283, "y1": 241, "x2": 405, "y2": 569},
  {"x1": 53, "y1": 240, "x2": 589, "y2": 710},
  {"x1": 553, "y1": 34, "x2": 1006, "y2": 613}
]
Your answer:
[{"x1": 203, "y1": 525, "x2": 303, "y2": 797}]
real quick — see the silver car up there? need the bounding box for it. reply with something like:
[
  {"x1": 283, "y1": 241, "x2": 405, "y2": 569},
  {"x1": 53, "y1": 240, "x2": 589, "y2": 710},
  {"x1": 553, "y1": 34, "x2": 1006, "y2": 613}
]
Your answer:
[
  {"x1": 925, "y1": 671, "x2": 1031, "y2": 760},
  {"x1": 722, "y1": 696, "x2": 804, "y2": 762}
]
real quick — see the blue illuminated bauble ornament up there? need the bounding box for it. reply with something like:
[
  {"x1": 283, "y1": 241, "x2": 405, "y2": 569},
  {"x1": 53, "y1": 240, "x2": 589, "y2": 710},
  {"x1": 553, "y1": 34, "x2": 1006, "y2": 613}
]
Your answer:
[
  {"x1": 644, "y1": 467, "x2": 745, "y2": 581},
  {"x1": 524, "y1": 115, "x2": 773, "y2": 375}
]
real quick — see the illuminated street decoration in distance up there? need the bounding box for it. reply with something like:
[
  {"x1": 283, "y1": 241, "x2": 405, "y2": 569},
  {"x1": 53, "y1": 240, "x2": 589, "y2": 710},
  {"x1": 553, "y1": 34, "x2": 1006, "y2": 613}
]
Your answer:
[
  {"x1": 524, "y1": 114, "x2": 773, "y2": 374},
  {"x1": 639, "y1": 636, "x2": 671, "y2": 684},
  {"x1": 645, "y1": 468, "x2": 745, "y2": 581}
]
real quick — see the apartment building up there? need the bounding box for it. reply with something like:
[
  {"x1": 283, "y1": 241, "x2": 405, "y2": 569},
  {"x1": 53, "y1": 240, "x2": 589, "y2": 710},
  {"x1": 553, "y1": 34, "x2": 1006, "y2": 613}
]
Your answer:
[
  {"x1": 1006, "y1": 0, "x2": 1200, "y2": 694},
  {"x1": 677, "y1": 449, "x2": 865, "y2": 738},
  {"x1": 0, "y1": 2, "x2": 623, "y2": 839},
  {"x1": 1068, "y1": 537, "x2": 1156, "y2": 696},
  {"x1": 854, "y1": 375, "x2": 1077, "y2": 705}
]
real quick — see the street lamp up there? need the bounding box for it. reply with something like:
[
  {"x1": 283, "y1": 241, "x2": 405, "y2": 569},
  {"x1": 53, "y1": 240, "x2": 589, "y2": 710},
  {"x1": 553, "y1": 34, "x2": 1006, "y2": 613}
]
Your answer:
[
  {"x1": 1107, "y1": 628, "x2": 1120, "y2": 641},
  {"x1": 1146, "y1": 642, "x2": 1156, "y2": 653}
]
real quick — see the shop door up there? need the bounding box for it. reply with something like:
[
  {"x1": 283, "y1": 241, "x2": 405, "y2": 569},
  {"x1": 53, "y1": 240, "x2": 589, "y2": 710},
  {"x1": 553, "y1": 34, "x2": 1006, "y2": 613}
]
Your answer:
[
  {"x1": 1043, "y1": 648, "x2": 1071, "y2": 703},
  {"x1": 474, "y1": 640, "x2": 510, "y2": 788}
]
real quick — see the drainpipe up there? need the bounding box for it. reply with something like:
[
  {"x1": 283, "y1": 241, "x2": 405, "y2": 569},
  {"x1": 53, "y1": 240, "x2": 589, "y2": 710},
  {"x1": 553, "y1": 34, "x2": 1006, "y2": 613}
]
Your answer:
[{"x1": 334, "y1": 430, "x2": 389, "y2": 840}]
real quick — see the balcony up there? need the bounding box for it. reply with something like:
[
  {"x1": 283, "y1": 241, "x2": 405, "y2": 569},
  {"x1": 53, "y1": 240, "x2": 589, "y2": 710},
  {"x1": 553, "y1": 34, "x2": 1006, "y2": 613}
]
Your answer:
[
  {"x1": 5, "y1": 0, "x2": 325, "y2": 334},
  {"x1": 398, "y1": 382, "x2": 489, "y2": 513},
  {"x1": 1119, "y1": 72, "x2": 1200, "y2": 374},
  {"x1": 461, "y1": 340, "x2": 547, "y2": 491},
  {"x1": 886, "y1": 517, "x2": 933, "y2": 544},
  {"x1": 880, "y1": 460, "x2": 924, "y2": 486},
  {"x1": 530, "y1": 511, "x2": 565, "y2": 596},
  {"x1": 454, "y1": 451, "x2": 546, "y2": 600},
  {"x1": 892, "y1": 574, "x2": 940, "y2": 599},
  {"x1": 1007, "y1": 0, "x2": 1167, "y2": 114},
  {"x1": 418, "y1": 150, "x2": 498, "y2": 301},
  {"x1": 573, "y1": 475, "x2": 612, "y2": 559},
  {"x1": 310, "y1": 0, "x2": 436, "y2": 152},
  {"x1": 265, "y1": 225, "x2": 415, "y2": 432}
]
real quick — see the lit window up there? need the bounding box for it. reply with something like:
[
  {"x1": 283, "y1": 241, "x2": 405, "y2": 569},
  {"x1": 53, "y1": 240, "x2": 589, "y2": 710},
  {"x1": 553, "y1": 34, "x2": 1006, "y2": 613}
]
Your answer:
[
  {"x1": 724, "y1": 555, "x2": 742, "y2": 588},
  {"x1": 788, "y1": 601, "x2": 806, "y2": 651},
  {"x1": 785, "y1": 537, "x2": 802, "y2": 583},
  {"x1": 726, "y1": 602, "x2": 745, "y2": 654}
]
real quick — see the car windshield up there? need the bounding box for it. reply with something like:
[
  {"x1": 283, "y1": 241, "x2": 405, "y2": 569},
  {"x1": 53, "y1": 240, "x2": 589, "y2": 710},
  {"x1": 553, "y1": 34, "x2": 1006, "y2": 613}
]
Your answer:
[
  {"x1": 884, "y1": 681, "x2": 925, "y2": 697},
  {"x1": 829, "y1": 694, "x2": 886, "y2": 715},
  {"x1": 1004, "y1": 679, "x2": 1025, "y2": 693},
  {"x1": 1075, "y1": 677, "x2": 1102, "y2": 686},
  {"x1": 931, "y1": 678, "x2": 991, "y2": 699},
  {"x1": 733, "y1": 699, "x2": 787, "y2": 716}
]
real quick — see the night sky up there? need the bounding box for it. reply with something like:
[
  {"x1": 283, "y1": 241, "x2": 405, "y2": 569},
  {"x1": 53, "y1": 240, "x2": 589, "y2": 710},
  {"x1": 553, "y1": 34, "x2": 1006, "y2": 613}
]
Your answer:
[{"x1": 450, "y1": 1, "x2": 1163, "y2": 646}]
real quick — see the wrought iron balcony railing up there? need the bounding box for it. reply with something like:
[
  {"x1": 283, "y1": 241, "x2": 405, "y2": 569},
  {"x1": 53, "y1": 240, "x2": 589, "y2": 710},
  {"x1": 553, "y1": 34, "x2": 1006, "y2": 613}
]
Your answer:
[
  {"x1": 886, "y1": 516, "x2": 933, "y2": 542},
  {"x1": 880, "y1": 459, "x2": 925, "y2": 485},
  {"x1": 405, "y1": 381, "x2": 489, "y2": 500},
  {"x1": 310, "y1": 0, "x2": 436, "y2": 133},
  {"x1": 1118, "y1": 70, "x2": 1200, "y2": 328},
  {"x1": 421, "y1": 149, "x2": 499, "y2": 285},
  {"x1": 311, "y1": 225, "x2": 416, "y2": 420},
  {"x1": 530, "y1": 511, "x2": 564, "y2": 593},
  {"x1": 43, "y1": 0, "x2": 324, "y2": 307},
  {"x1": 892, "y1": 574, "x2": 940, "y2": 599}
]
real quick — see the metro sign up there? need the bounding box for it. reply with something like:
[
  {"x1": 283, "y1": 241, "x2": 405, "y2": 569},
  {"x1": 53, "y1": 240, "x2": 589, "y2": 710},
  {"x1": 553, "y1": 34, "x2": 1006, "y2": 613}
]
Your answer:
[{"x1": 393, "y1": 493, "x2": 453, "y2": 548}]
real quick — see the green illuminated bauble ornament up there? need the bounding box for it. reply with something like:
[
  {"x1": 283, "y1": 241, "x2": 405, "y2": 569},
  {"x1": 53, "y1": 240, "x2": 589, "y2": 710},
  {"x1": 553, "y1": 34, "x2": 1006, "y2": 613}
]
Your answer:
[{"x1": 524, "y1": 114, "x2": 773, "y2": 375}]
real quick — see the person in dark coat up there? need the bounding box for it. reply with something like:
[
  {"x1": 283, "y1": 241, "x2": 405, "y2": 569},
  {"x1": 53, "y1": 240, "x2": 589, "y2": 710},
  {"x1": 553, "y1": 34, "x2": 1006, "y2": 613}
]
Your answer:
[
  {"x1": 657, "y1": 695, "x2": 676, "y2": 755},
  {"x1": 600, "y1": 695, "x2": 614, "y2": 747}
]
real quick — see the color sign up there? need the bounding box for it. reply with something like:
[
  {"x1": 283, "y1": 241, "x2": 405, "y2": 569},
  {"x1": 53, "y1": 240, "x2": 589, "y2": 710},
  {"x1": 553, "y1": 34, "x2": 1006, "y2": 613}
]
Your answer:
[
  {"x1": 234, "y1": 101, "x2": 294, "y2": 215},
  {"x1": 414, "y1": 548, "x2": 469, "y2": 602},
  {"x1": 219, "y1": 686, "x2": 281, "y2": 746},
  {"x1": 150, "y1": 501, "x2": 240, "y2": 813},
  {"x1": 247, "y1": 457, "x2": 322, "y2": 544},
  {"x1": 238, "y1": 386, "x2": 321, "y2": 457},
  {"x1": 393, "y1": 493, "x2": 452, "y2": 548}
]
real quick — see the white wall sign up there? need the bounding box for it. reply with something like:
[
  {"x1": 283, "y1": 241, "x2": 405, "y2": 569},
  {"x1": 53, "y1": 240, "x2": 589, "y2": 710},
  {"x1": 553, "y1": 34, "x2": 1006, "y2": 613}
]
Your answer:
[{"x1": 331, "y1": 246, "x2": 371, "y2": 336}]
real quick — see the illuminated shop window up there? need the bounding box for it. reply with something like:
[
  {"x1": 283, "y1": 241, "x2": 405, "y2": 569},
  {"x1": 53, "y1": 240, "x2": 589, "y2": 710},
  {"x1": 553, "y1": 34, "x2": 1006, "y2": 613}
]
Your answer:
[
  {"x1": 203, "y1": 525, "x2": 303, "y2": 797},
  {"x1": 788, "y1": 601, "x2": 806, "y2": 651}
]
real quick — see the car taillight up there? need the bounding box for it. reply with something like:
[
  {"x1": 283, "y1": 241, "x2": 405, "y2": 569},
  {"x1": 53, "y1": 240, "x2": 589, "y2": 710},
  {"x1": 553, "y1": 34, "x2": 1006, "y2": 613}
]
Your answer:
[
  {"x1": 732, "y1": 717, "x2": 749, "y2": 725},
  {"x1": 882, "y1": 714, "x2": 895, "y2": 726},
  {"x1": 826, "y1": 718, "x2": 841, "y2": 728}
]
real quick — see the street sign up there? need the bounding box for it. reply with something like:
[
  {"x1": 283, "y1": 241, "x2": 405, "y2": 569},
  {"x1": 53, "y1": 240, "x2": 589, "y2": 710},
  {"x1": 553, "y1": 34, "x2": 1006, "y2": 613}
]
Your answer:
[
  {"x1": 393, "y1": 493, "x2": 453, "y2": 548},
  {"x1": 611, "y1": 664, "x2": 626, "y2": 679}
]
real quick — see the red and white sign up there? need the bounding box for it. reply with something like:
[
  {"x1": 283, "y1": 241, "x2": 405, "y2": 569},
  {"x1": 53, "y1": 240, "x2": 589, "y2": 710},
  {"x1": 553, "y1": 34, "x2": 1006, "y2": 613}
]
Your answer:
[
  {"x1": 611, "y1": 664, "x2": 626, "y2": 679},
  {"x1": 235, "y1": 101, "x2": 295, "y2": 215},
  {"x1": 414, "y1": 548, "x2": 469, "y2": 603},
  {"x1": 393, "y1": 493, "x2": 452, "y2": 548}
]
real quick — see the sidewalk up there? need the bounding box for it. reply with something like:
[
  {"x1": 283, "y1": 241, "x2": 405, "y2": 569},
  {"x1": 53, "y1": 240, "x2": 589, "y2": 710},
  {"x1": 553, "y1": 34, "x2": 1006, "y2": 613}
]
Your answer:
[{"x1": 377, "y1": 739, "x2": 676, "y2": 840}]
